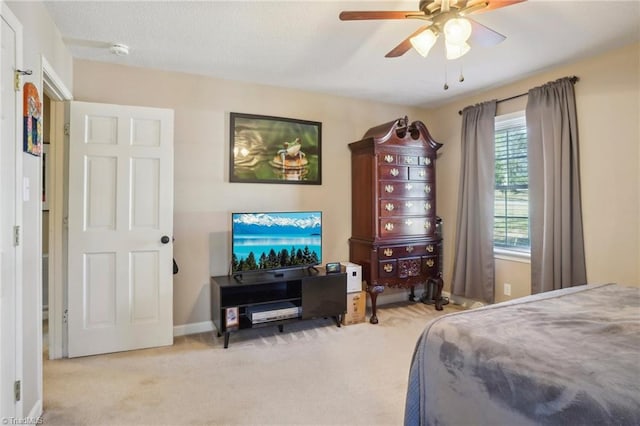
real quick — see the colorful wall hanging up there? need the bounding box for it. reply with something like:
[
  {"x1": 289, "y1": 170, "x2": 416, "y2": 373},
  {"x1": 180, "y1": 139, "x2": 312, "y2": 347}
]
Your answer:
[{"x1": 23, "y1": 82, "x2": 43, "y2": 156}]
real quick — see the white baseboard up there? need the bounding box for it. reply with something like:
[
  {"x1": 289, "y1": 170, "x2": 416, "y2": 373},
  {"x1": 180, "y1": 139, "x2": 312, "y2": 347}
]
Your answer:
[
  {"x1": 369, "y1": 288, "x2": 475, "y2": 308},
  {"x1": 367, "y1": 287, "x2": 430, "y2": 306},
  {"x1": 28, "y1": 398, "x2": 43, "y2": 421},
  {"x1": 173, "y1": 320, "x2": 214, "y2": 337},
  {"x1": 442, "y1": 291, "x2": 486, "y2": 309},
  {"x1": 173, "y1": 290, "x2": 474, "y2": 338}
]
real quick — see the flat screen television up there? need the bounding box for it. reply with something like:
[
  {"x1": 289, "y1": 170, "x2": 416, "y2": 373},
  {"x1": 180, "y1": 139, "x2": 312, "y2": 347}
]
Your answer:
[{"x1": 231, "y1": 211, "x2": 322, "y2": 274}]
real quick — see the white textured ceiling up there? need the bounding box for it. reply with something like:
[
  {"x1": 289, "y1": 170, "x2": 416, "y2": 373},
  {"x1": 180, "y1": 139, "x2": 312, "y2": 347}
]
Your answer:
[{"x1": 44, "y1": 0, "x2": 640, "y2": 108}]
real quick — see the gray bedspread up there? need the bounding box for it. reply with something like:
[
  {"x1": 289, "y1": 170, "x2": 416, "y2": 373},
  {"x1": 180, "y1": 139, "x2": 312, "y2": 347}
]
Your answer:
[{"x1": 404, "y1": 283, "x2": 640, "y2": 425}]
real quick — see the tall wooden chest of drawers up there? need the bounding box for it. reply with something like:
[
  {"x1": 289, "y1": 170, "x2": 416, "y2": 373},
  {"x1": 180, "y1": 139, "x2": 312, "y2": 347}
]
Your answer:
[{"x1": 348, "y1": 117, "x2": 444, "y2": 324}]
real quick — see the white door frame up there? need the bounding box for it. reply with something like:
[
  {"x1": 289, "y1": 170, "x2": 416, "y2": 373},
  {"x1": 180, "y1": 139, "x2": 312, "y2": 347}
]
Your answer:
[
  {"x1": 41, "y1": 56, "x2": 72, "y2": 360},
  {"x1": 0, "y1": 1, "x2": 23, "y2": 417}
]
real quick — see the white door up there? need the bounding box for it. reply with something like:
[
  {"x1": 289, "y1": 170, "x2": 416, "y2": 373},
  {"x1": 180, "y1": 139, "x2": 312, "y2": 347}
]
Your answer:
[
  {"x1": 0, "y1": 3, "x2": 23, "y2": 417},
  {"x1": 67, "y1": 101, "x2": 174, "y2": 358}
]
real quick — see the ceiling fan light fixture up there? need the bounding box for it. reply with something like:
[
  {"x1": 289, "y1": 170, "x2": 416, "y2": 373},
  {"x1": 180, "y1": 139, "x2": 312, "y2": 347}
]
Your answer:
[
  {"x1": 443, "y1": 18, "x2": 472, "y2": 44},
  {"x1": 410, "y1": 29, "x2": 438, "y2": 57},
  {"x1": 445, "y1": 41, "x2": 470, "y2": 60}
]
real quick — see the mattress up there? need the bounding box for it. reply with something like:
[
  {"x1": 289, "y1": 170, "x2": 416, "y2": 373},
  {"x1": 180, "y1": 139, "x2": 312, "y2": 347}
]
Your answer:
[{"x1": 404, "y1": 283, "x2": 640, "y2": 425}]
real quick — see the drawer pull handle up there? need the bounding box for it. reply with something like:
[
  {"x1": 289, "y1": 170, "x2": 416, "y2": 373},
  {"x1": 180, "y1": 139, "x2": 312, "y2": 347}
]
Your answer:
[
  {"x1": 426, "y1": 259, "x2": 435, "y2": 268},
  {"x1": 384, "y1": 248, "x2": 393, "y2": 257},
  {"x1": 383, "y1": 264, "x2": 393, "y2": 273},
  {"x1": 405, "y1": 157, "x2": 415, "y2": 164},
  {"x1": 384, "y1": 154, "x2": 394, "y2": 163},
  {"x1": 384, "y1": 203, "x2": 395, "y2": 212},
  {"x1": 390, "y1": 168, "x2": 399, "y2": 177},
  {"x1": 384, "y1": 222, "x2": 394, "y2": 231},
  {"x1": 405, "y1": 183, "x2": 413, "y2": 191},
  {"x1": 424, "y1": 202, "x2": 431, "y2": 212},
  {"x1": 419, "y1": 170, "x2": 426, "y2": 177},
  {"x1": 424, "y1": 221, "x2": 432, "y2": 230},
  {"x1": 385, "y1": 185, "x2": 394, "y2": 193},
  {"x1": 424, "y1": 157, "x2": 432, "y2": 166},
  {"x1": 425, "y1": 184, "x2": 431, "y2": 194},
  {"x1": 406, "y1": 246, "x2": 414, "y2": 253},
  {"x1": 405, "y1": 219, "x2": 413, "y2": 227},
  {"x1": 405, "y1": 201, "x2": 414, "y2": 208},
  {"x1": 426, "y1": 244, "x2": 434, "y2": 253}
]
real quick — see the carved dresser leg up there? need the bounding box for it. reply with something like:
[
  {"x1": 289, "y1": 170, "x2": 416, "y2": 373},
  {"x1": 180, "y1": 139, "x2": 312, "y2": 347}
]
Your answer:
[
  {"x1": 368, "y1": 285, "x2": 385, "y2": 324},
  {"x1": 434, "y1": 277, "x2": 444, "y2": 311}
]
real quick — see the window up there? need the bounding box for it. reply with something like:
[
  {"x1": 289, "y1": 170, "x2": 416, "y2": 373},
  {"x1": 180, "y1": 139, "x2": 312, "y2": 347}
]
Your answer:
[{"x1": 494, "y1": 112, "x2": 529, "y2": 252}]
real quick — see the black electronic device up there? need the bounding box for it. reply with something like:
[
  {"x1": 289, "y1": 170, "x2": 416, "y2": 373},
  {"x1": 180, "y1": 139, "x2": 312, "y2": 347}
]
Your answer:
[{"x1": 325, "y1": 262, "x2": 341, "y2": 274}]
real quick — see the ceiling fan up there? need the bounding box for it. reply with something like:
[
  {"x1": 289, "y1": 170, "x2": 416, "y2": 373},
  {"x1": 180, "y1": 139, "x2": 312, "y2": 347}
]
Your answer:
[
  {"x1": 339, "y1": 0, "x2": 526, "y2": 60},
  {"x1": 63, "y1": 37, "x2": 130, "y2": 56}
]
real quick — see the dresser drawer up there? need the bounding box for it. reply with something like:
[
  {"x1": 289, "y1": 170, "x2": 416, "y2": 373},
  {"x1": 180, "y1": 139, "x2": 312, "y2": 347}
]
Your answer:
[
  {"x1": 397, "y1": 257, "x2": 422, "y2": 279},
  {"x1": 419, "y1": 155, "x2": 434, "y2": 166},
  {"x1": 408, "y1": 166, "x2": 434, "y2": 181},
  {"x1": 379, "y1": 244, "x2": 419, "y2": 259},
  {"x1": 378, "y1": 152, "x2": 398, "y2": 165},
  {"x1": 378, "y1": 165, "x2": 408, "y2": 180},
  {"x1": 422, "y1": 255, "x2": 439, "y2": 275},
  {"x1": 378, "y1": 256, "x2": 434, "y2": 279},
  {"x1": 379, "y1": 181, "x2": 435, "y2": 198},
  {"x1": 379, "y1": 217, "x2": 436, "y2": 237},
  {"x1": 379, "y1": 259, "x2": 397, "y2": 278},
  {"x1": 398, "y1": 154, "x2": 434, "y2": 166},
  {"x1": 398, "y1": 155, "x2": 420, "y2": 166},
  {"x1": 379, "y1": 199, "x2": 434, "y2": 217},
  {"x1": 378, "y1": 153, "x2": 434, "y2": 166},
  {"x1": 379, "y1": 242, "x2": 439, "y2": 259}
]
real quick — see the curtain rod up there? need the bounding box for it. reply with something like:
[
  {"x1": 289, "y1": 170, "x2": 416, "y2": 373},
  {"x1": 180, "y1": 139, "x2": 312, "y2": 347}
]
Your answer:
[{"x1": 457, "y1": 75, "x2": 579, "y2": 115}]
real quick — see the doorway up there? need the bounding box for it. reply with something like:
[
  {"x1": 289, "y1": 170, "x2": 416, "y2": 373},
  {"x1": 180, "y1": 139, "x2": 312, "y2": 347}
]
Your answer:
[
  {"x1": 42, "y1": 92, "x2": 50, "y2": 355},
  {"x1": 41, "y1": 60, "x2": 72, "y2": 361}
]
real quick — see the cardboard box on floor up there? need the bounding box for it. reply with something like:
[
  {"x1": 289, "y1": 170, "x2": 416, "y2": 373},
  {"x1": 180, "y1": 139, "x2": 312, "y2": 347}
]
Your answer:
[{"x1": 342, "y1": 291, "x2": 366, "y2": 325}]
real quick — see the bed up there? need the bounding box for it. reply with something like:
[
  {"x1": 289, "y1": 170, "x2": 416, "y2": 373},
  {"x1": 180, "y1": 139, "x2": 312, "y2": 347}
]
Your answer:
[{"x1": 404, "y1": 283, "x2": 640, "y2": 425}]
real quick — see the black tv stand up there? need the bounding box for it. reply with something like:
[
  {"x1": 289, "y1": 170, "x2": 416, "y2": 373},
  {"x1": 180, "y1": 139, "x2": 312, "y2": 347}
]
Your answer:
[{"x1": 211, "y1": 268, "x2": 347, "y2": 348}]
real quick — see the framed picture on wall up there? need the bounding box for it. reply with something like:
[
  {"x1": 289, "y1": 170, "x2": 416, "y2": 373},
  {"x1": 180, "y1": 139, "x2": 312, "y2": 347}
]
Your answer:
[{"x1": 229, "y1": 112, "x2": 322, "y2": 184}]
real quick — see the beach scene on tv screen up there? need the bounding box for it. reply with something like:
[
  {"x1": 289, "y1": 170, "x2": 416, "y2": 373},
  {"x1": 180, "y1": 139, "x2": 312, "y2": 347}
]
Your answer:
[{"x1": 232, "y1": 212, "x2": 322, "y2": 272}]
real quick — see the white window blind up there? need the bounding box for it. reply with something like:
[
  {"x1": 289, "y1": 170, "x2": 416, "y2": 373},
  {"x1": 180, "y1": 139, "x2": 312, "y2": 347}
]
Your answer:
[{"x1": 494, "y1": 112, "x2": 529, "y2": 251}]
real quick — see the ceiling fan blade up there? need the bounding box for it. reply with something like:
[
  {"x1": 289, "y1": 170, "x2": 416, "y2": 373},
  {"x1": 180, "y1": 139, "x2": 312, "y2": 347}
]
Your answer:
[
  {"x1": 467, "y1": 18, "x2": 506, "y2": 47},
  {"x1": 466, "y1": 0, "x2": 527, "y2": 15},
  {"x1": 339, "y1": 11, "x2": 425, "y2": 21},
  {"x1": 385, "y1": 24, "x2": 433, "y2": 58},
  {"x1": 63, "y1": 37, "x2": 111, "y2": 49}
]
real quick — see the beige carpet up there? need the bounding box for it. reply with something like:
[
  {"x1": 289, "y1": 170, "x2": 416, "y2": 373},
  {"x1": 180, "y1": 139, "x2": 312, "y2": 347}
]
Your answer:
[{"x1": 42, "y1": 301, "x2": 461, "y2": 426}]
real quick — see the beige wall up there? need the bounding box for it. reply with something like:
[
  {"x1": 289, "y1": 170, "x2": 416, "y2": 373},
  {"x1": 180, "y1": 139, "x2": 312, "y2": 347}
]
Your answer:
[
  {"x1": 428, "y1": 42, "x2": 640, "y2": 300},
  {"x1": 72, "y1": 60, "x2": 430, "y2": 326},
  {"x1": 73, "y1": 42, "x2": 639, "y2": 326}
]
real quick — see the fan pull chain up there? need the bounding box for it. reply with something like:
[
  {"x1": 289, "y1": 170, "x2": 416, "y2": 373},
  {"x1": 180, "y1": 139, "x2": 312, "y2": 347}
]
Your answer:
[
  {"x1": 459, "y1": 62, "x2": 465, "y2": 83},
  {"x1": 443, "y1": 63, "x2": 449, "y2": 91}
]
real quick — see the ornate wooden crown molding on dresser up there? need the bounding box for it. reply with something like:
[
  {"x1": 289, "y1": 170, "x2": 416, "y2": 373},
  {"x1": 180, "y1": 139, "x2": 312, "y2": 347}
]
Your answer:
[{"x1": 348, "y1": 117, "x2": 444, "y2": 324}]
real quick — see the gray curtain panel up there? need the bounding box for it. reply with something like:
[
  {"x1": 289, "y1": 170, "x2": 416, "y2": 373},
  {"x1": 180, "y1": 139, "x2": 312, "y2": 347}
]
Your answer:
[
  {"x1": 452, "y1": 100, "x2": 497, "y2": 303},
  {"x1": 526, "y1": 77, "x2": 587, "y2": 294}
]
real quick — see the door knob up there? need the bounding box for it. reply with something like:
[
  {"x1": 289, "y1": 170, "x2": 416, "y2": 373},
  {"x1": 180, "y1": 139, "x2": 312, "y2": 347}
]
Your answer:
[{"x1": 161, "y1": 235, "x2": 171, "y2": 244}]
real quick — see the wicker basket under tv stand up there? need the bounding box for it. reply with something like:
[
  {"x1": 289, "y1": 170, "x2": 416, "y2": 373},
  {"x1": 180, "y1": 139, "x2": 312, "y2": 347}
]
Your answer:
[{"x1": 210, "y1": 267, "x2": 346, "y2": 348}]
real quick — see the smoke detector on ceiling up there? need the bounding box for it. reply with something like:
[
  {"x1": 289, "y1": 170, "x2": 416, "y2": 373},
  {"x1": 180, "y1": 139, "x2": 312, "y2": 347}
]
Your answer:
[{"x1": 109, "y1": 43, "x2": 129, "y2": 56}]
